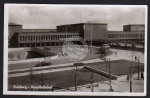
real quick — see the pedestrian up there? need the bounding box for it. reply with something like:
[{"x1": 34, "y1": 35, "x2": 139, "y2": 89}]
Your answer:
[
  {"x1": 115, "y1": 51, "x2": 117, "y2": 56},
  {"x1": 141, "y1": 72, "x2": 144, "y2": 80},
  {"x1": 135, "y1": 56, "x2": 137, "y2": 61}
]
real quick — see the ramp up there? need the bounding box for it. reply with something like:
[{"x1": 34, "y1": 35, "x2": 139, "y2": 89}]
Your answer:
[{"x1": 84, "y1": 65, "x2": 117, "y2": 80}]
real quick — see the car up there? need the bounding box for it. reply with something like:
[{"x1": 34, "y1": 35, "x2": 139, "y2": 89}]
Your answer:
[
  {"x1": 74, "y1": 63, "x2": 85, "y2": 66},
  {"x1": 35, "y1": 61, "x2": 52, "y2": 67}
]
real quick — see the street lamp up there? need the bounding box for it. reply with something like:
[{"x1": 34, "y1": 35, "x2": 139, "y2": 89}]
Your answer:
[
  {"x1": 66, "y1": 25, "x2": 68, "y2": 40},
  {"x1": 129, "y1": 67, "x2": 132, "y2": 92},
  {"x1": 137, "y1": 56, "x2": 140, "y2": 80},
  {"x1": 90, "y1": 22, "x2": 93, "y2": 53},
  {"x1": 129, "y1": 51, "x2": 134, "y2": 93}
]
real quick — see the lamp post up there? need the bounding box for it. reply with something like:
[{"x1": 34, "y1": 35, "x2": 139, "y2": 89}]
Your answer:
[
  {"x1": 129, "y1": 51, "x2": 134, "y2": 92},
  {"x1": 66, "y1": 25, "x2": 67, "y2": 40},
  {"x1": 137, "y1": 56, "x2": 140, "y2": 80},
  {"x1": 90, "y1": 22, "x2": 93, "y2": 53},
  {"x1": 129, "y1": 67, "x2": 132, "y2": 92}
]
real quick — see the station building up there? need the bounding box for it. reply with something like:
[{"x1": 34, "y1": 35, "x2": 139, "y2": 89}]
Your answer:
[
  {"x1": 57, "y1": 22, "x2": 108, "y2": 41},
  {"x1": 8, "y1": 23, "x2": 79, "y2": 47},
  {"x1": 8, "y1": 22, "x2": 145, "y2": 48},
  {"x1": 107, "y1": 24, "x2": 145, "y2": 43}
]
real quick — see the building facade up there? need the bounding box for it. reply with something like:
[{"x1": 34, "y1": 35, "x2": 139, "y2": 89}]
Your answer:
[
  {"x1": 108, "y1": 24, "x2": 145, "y2": 43},
  {"x1": 57, "y1": 22, "x2": 108, "y2": 41},
  {"x1": 123, "y1": 24, "x2": 145, "y2": 32},
  {"x1": 8, "y1": 23, "x2": 22, "y2": 47},
  {"x1": 8, "y1": 23, "x2": 79, "y2": 47},
  {"x1": 108, "y1": 31, "x2": 144, "y2": 43},
  {"x1": 17, "y1": 32, "x2": 79, "y2": 47}
]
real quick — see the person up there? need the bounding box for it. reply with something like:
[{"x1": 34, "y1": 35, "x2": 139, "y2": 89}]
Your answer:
[
  {"x1": 115, "y1": 51, "x2": 117, "y2": 56},
  {"x1": 135, "y1": 56, "x2": 137, "y2": 61},
  {"x1": 141, "y1": 72, "x2": 144, "y2": 80}
]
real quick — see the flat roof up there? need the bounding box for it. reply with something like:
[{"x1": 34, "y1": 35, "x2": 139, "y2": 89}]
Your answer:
[
  {"x1": 9, "y1": 23, "x2": 22, "y2": 26},
  {"x1": 108, "y1": 31, "x2": 144, "y2": 34},
  {"x1": 124, "y1": 24, "x2": 145, "y2": 26},
  {"x1": 57, "y1": 22, "x2": 107, "y2": 27},
  {"x1": 17, "y1": 32, "x2": 79, "y2": 35}
]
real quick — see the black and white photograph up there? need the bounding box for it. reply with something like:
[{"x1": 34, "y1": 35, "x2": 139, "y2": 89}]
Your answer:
[{"x1": 3, "y1": 4, "x2": 147, "y2": 96}]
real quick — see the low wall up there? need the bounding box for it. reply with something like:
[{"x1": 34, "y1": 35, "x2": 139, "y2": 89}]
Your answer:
[
  {"x1": 8, "y1": 48, "x2": 26, "y2": 61},
  {"x1": 8, "y1": 47, "x2": 58, "y2": 64},
  {"x1": 27, "y1": 48, "x2": 56, "y2": 57},
  {"x1": 84, "y1": 65, "x2": 117, "y2": 80}
]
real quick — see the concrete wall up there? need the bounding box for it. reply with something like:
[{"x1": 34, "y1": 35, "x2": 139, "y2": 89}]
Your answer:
[
  {"x1": 29, "y1": 48, "x2": 56, "y2": 57},
  {"x1": 8, "y1": 47, "x2": 58, "y2": 61},
  {"x1": 8, "y1": 48, "x2": 26, "y2": 61},
  {"x1": 84, "y1": 65, "x2": 117, "y2": 80}
]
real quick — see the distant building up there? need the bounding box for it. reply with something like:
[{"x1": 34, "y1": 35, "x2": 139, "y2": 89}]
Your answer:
[
  {"x1": 108, "y1": 31, "x2": 144, "y2": 43},
  {"x1": 123, "y1": 24, "x2": 145, "y2": 32}
]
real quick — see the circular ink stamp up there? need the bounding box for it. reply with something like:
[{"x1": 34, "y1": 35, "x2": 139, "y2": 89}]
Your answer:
[{"x1": 62, "y1": 36, "x2": 88, "y2": 62}]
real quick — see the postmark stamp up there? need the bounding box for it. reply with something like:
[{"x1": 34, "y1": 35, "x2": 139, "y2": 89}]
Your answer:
[{"x1": 62, "y1": 36, "x2": 88, "y2": 62}]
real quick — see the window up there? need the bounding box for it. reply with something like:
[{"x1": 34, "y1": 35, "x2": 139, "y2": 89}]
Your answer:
[
  {"x1": 31, "y1": 36, "x2": 32, "y2": 41},
  {"x1": 28, "y1": 36, "x2": 30, "y2": 41}
]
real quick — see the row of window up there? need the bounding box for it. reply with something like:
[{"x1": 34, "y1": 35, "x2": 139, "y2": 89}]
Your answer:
[
  {"x1": 19, "y1": 35, "x2": 79, "y2": 42},
  {"x1": 131, "y1": 26, "x2": 145, "y2": 31},
  {"x1": 108, "y1": 33, "x2": 144, "y2": 38}
]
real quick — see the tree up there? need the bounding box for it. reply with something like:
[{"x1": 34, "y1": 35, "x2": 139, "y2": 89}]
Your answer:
[
  {"x1": 29, "y1": 66, "x2": 35, "y2": 91},
  {"x1": 39, "y1": 73, "x2": 45, "y2": 91},
  {"x1": 89, "y1": 71, "x2": 95, "y2": 92}
]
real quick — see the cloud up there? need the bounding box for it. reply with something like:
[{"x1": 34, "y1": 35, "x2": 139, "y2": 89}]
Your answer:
[{"x1": 8, "y1": 5, "x2": 146, "y2": 30}]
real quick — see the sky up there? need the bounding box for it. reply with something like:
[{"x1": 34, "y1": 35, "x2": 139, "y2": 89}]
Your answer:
[{"x1": 8, "y1": 4, "x2": 146, "y2": 31}]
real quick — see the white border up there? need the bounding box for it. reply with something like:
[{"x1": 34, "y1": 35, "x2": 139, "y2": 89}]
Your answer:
[{"x1": 3, "y1": 4, "x2": 148, "y2": 96}]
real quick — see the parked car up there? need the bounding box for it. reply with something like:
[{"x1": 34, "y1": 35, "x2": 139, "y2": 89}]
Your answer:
[
  {"x1": 35, "y1": 61, "x2": 52, "y2": 67},
  {"x1": 74, "y1": 62, "x2": 85, "y2": 66}
]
